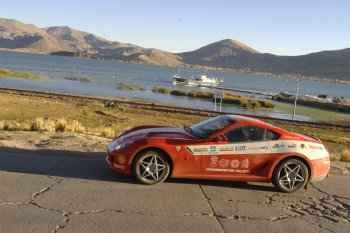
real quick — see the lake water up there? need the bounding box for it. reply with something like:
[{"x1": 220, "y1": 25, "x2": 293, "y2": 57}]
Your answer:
[{"x1": 0, "y1": 50, "x2": 349, "y2": 122}]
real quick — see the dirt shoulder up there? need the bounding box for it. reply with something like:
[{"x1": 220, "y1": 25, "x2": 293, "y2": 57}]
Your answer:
[{"x1": 0, "y1": 87, "x2": 349, "y2": 162}]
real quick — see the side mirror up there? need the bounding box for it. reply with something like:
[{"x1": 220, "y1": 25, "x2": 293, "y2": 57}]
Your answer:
[{"x1": 213, "y1": 135, "x2": 228, "y2": 142}]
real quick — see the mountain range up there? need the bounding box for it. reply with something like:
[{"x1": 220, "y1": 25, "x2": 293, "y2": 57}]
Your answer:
[{"x1": 1, "y1": 18, "x2": 349, "y2": 81}]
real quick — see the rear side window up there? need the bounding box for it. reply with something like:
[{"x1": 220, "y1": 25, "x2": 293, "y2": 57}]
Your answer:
[
  {"x1": 225, "y1": 126, "x2": 280, "y2": 142},
  {"x1": 265, "y1": 129, "x2": 281, "y2": 140}
]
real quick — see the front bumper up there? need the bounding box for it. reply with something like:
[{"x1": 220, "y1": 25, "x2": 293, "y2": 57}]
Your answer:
[{"x1": 106, "y1": 152, "x2": 132, "y2": 175}]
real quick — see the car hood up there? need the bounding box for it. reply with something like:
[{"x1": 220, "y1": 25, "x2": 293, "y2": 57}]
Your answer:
[{"x1": 117, "y1": 126, "x2": 196, "y2": 141}]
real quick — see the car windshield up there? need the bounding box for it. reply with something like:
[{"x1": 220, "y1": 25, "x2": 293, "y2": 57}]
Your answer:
[{"x1": 189, "y1": 116, "x2": 234, "y2": 139}]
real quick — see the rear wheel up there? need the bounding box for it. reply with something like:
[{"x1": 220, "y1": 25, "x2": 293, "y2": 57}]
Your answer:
[
  {"x1": 133, "y1": 150, "x2": 170, "y2": 185},
  {"x1": 272, "y1": 159, "x2": 309, "y2": 193}
]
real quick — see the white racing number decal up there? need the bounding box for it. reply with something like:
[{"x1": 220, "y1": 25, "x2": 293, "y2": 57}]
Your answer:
[{"x1": 208, "y1": 157, "x2": 251, "y2": 173}]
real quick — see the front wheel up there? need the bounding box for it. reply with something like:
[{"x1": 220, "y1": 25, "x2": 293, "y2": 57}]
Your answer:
[
  {"x1": 272, "y1": 159, "x2": 309, "y2": 193},
  {"x1": 132, "y1": 150, "x2": 170, "y2": 185}
]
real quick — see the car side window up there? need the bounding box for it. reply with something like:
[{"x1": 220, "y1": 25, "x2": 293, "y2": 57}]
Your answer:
[
  {"x1": 224, "y1": 126, "x2": 279, "y2": 142},
  {"x1": 265, "y1": 129, "x2": 281, "y2": 140}
]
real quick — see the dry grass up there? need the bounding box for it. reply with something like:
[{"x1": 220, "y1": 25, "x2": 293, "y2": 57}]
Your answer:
[
  {"x1": 153, "y1": 86, "x2": 170, "y2": 94},
  {"x1": 331, "y1": 149, "x2": 350, "y2": 162},
  {"x1": 0, "y1": 68, "x2": 46, "y2": 80},
  {"x1": 0, "y1": 120, "x2": 25, "y2": 131},
  {"x1": 30, "y1": 118, "x2": 85, "y2": 133},
  {"x1": 0, "y1": 68, "x2": 10, "y2": 74},
  {"x1": 100, "y1": 128, "x2": 116, "y2": 139}
]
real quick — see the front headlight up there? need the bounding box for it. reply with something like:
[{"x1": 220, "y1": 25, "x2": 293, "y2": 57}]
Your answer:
[{"x1": 109, "y1": 140, "x2": 134, "y2": 151}]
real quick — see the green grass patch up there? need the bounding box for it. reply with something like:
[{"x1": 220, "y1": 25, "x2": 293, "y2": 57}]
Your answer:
[
  {"x1": 241, "y1": 99, "x2": 261, "y2": 110},
  {"x1": 187, "y1": 91, "x2": 213, "y2": 99},
  {"x1": 0, "y1": 68, "x2": 46, "y2": 80},
  {"x1": 79, "y1": 76, "x2": 92, "y2": 82},
  {"x1": 170, "y1": 89, "x2": 187, "y2": 96},
  {"x1": 222, "y1": 96, "x2": 243, "y2": 105},
  {"x1": 64, "y1": 76, "x2": 79, "y2": 81},
  {"x1": 257, "y1": 99, "x2": 275, "y2": 108},
  {"x1": 64, "y1": 76, "x2": 92, "y2": 82},
  {"x1": 153, "y1": 86, "x2": 170, "y2": 94},
  {"x1": 117, "y1": 82, "x2": 145, "y2": 91}
]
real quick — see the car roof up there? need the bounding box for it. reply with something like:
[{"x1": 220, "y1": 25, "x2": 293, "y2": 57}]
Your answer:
[{"x1": 226, "y1": 114, "x2": 267, "y2": 125}]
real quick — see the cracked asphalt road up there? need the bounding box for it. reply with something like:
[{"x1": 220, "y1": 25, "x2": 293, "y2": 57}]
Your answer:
[{"x1": 0, "y1": 148, "x2": 349, "y2": 233}]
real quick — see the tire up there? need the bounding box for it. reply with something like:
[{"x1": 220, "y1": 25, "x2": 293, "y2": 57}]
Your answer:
[
  {"x1": 272, "y1": 158, "x2": 309, "y2": 193},
  {"x1": 132, "y1": 150, "x2": 170, "y2": 185}
]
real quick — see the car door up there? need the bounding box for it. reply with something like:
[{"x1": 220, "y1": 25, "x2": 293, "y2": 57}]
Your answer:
[{"x1": 201, "y1": 125, "x2": 276, "y2": 178}]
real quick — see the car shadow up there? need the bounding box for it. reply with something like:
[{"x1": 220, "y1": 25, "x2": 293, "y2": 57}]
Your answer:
[
  {"x1": 0, "y1": 146, "x2": 276, "y2": 192},
  {"x1": 168, "y1": 178, "x2": 277, "y2": 192}
]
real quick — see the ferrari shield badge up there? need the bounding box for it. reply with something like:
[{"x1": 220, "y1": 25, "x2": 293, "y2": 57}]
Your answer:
[{"x1": 176, "y1": 146, "x2": 181, "y2": 151}]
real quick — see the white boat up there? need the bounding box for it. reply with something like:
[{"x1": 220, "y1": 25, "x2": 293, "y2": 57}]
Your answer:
[
  {"x1": 172, "y1": 72, "x2": 223, "y2": 87},
  {"x1": 191, "y1": 74, "x2": 223, "y2": 87}
]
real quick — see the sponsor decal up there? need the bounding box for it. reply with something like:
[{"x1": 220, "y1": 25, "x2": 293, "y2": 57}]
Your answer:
[
  {"x1": 176, "y1": 146, "x2": 181, "y2": 151},
  {"x1": 218, "y1": 159, "x2": 230, "y2": 168},
  {"x1": 219, "y1": 146, "x2": 235, "y2": 152},
  {"x1": 235, "y1": 145, "x2": 246, "y2": 152},
  {"x1": 211, "y1": 156, "x2": 218, "y2": 167},
  {"x1": 308, "y1": 144, "x2": 323, "y2": 150},
  {"x1": 241, "y1": 159, "x2": 249, "y2": 169},
  {"x1": 193, "y1": 148, "x2": 208, "y2": 153},
  {"x1": 206, "y1": 168, "x2": 250, "y2": 173},
  {"x1": 272, "y1": 144, "x2": 285, "y2": 149},
  {"x1": 209, "y1": 146, "x2": 218, "y2": 154},
  {"x1": 187, "y1": 140, "x2": 328, "y2": 161},
  {"x1": 230, "y1": 160, "x2": 240, "y2": 168}
]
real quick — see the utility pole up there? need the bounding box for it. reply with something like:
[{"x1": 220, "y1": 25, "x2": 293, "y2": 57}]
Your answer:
[{"x1": 292, "y1": 79, "x2": 300, "y2": 121}]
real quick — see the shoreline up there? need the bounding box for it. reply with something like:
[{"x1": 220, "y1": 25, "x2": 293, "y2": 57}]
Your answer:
[{"x1": 1, "y1": 49, "x2": 349, "y2": 85}]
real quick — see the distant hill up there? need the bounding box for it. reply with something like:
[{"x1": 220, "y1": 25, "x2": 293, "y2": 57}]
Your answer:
[{"x1": 0, "y1": 18, "x2": 349, "y2": 81}]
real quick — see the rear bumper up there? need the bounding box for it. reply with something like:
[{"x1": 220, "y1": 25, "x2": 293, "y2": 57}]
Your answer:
[
  {"x1": 310, "y1": 173, "x2": 327, "y2": 183},
  {"x1": 310, "y1": 156, "x2": 330, "y2": 182}
]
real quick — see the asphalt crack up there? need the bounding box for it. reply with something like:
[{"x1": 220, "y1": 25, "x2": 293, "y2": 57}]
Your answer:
[{"x1": 198, "y1": 185, "x2": 225, "y2": 233}]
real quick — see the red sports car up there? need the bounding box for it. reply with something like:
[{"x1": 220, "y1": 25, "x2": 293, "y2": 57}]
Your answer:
[{"x1": 106, "y1": 115, "x2": 330, "y2": 192}]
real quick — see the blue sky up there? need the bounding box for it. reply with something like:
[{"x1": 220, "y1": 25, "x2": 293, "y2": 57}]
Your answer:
[{"x1": 1, "y1": 0, "x2": 349, "y2": 55}]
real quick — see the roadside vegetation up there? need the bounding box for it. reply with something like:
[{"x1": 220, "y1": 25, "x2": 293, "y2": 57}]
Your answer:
[
  {"x1": 164, "y1": 89, "x2": 275, "y2": 110},
  {"x1": 152, "y1": 86, "x2": 170, "y2": 94},
  {"x1": 0, "y1": 91, "x2": 348, "y2": 161},
  {"x1": 117, "y1": 82, "x2": 145, "y2": 91},
  {"x1": 0, "y1": 68, "x2": 46, "y2": 80}
]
